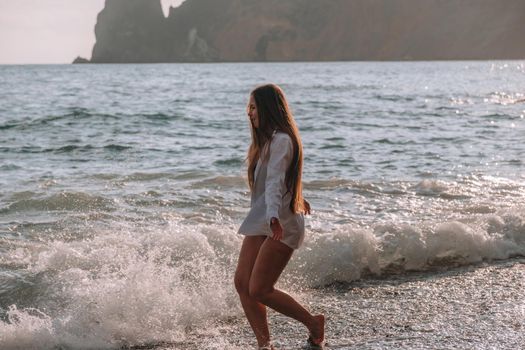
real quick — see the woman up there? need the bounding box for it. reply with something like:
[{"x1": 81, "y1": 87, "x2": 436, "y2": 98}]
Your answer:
[{"x1": 234, "y1": 84, "x2": 325, "y2": 350}]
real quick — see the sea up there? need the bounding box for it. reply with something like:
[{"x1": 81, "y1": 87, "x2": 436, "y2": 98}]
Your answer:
[{"x1": 0, "y1": 61, "x2": 524, "y2": 349}]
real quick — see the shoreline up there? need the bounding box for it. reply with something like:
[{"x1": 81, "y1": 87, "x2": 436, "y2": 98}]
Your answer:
[{"x1": 126, "y1": 258, "x2": 525, "y2": 349}]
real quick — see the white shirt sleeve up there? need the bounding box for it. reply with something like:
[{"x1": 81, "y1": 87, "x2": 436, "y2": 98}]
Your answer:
[{"x1": 265, "y1": 133, "x2": 293, "y2": 225}]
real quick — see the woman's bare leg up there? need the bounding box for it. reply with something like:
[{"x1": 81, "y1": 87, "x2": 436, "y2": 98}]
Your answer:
[
  {"x1": 248, "y1": 238, "x2": 325, "y2": 342},
  {"x1": 234, "y1": 236, "x2": 271, "y2": 347}
]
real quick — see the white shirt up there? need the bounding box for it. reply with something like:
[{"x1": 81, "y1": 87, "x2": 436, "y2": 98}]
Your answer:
[{"x1": 238, "y1": 131, "x2": 305, "y2": 249}]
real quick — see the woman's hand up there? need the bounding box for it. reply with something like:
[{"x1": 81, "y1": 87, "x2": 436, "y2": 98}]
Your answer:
[{"x1": 270, "y1": 217, "x2": 283, "y2": 241}]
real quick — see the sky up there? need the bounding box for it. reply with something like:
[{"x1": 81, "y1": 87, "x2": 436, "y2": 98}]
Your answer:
[{"x1": 0, "y1": 0, "x2": 185, "y2": 64}]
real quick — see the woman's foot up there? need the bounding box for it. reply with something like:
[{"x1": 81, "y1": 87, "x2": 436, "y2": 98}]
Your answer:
[
  {"x1": 307, "y1": 314, "x2": 325, "y2": 347},
  {"x1": 257, "y1": 340, "x2": 275, "y2": 350},
  {"x1": 304, "y1": 336, "x2": 325, "y2": 349}
]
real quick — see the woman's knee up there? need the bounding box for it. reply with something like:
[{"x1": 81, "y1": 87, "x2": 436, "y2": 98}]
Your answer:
[
  {"x1": 234, "y1": 271, "x2": 249, "y2": 295},
  {"x1": 248, "y1": 283, "x2": 273, "y2": 302}
]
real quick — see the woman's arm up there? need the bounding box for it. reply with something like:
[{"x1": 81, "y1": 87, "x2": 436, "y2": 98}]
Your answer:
[{"x1": 265, "y1": 133, "x2": 293, "y2": 239}]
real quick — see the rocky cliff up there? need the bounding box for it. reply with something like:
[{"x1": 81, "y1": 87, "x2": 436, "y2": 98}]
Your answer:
[
  {"x1": 83, "y1": 0, "x2": 525, "y2": 63},
  {"x1": 90, "y1": 0, "x2": 169, "y2": 63}
]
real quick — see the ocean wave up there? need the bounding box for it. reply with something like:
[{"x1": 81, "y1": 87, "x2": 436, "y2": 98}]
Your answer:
[
  {"x1": 303, "y1": 178, "x2": 354, "y2": 189},
  {"x1": 292, "y1": 207, "x2": 525, "y2": 286},
  {"x1": 0, "y1": 223, "x2": 241, "y2": 350},
  {"x1": 319, "y1": 144, "x2": 346, "y2": 150},
  {"x1": 142, "y1": 112, "x2": 181, "y2": 122},
  {"x1": 0, "y1": 191, "x2": 115, "y2": 214},
  {"x1": 213, "y1": 157, "x2": 243, "y2": 167},
  {"x1": 485, "y1": 92, "x2": 525, "y2": 105},
  {"x1": 480, "y1": 112, "x2": 518, "y2": 120},
  {"x1": 412, "y1": 179, "x2": 450, "y2": 195},
  {"x1": 373, "y1": 94, "x2": 416, "y2": 102},
  {"x1": 43, "y1": 144, "x2": 94, "y2": 153},
  {"x1": 190, "y1": 176, "x2": 246, "y2": 189},
  {"x1": 303, "y1": 178, "x2": 411, "y2": 195},
  {"x1": 103, "y1": 144, "x2": 132, "y2": 151},
  {"x1": 0, "y1": 164, "x2": 22, "y2": 171},
  {"x1": 0, "y1": 108, "x2": 118, "y2": 131},
  {"x1": 89, "y1": 171, "x2": 209, "y2": 182},
  {"x1": 122, "y1": 172, "x2": 176, "y2": 182},
  {"x1": 373, "y1": 138, "x2": 418, "y2": 145},
  {"x1": 0, "y1": 207, "x2": 524, "y2": 348},
  {"x1": 3, "y1": 143, "x2": 133, "y2": 154}
]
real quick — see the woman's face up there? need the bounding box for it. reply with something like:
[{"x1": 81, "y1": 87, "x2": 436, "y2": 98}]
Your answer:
[{"x1": 248, "y1": 95, "x2": 259, "y2": 129}]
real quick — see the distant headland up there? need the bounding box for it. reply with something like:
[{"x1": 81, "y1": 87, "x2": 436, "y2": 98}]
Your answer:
[{"x1": 75, "y1": 0, "x2": 525, "y2": 63}]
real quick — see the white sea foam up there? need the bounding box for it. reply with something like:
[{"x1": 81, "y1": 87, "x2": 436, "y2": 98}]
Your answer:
[
  {"x1": 1, "y1": 208, "x2": 525, "y2": 348},
  {"x1": 0, "y1": 222, "x2": 242, "y2": 349},
  {"x1": 291, "y1": 207, "x2": 525, "y2": 286}
]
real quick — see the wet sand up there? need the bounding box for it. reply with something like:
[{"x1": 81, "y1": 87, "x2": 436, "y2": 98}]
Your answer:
[{"x1": 128, "y1": 258, "x2": 525, "y2": 350}]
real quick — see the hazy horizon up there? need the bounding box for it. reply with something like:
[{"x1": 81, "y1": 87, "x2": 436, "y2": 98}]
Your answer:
[{"x1": 0, "y1": 0, "x2": 184, "y2": 64}]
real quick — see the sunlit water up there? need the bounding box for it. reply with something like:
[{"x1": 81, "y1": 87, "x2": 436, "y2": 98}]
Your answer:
[{"x1": 0, "y1": 62, "x2": 524, "y2": 349}]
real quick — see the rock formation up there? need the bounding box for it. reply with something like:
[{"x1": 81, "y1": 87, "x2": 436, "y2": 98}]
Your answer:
[
  {"x1": 81, "y1": 0, "x2": 525, "y2": 63},
  {"x1": 90, "y1": 0, "x2": 169, "y2": 63},
  {"x1": 72, "y1": 56, "x2": 90, "y2": 64}
]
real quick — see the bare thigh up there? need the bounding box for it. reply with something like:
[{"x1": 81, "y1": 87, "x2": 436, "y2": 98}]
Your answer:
[
  {"x1": 249, "y1": 238, "x2": 294, "y2": 295},
  {"x1": 234, "y1": 235, "x2": 267, "y2": 294}
]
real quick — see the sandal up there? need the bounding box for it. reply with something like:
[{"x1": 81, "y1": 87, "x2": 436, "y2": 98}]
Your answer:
[{"x1": 258, "y1": 344, "x2": 274, "y2": 350}]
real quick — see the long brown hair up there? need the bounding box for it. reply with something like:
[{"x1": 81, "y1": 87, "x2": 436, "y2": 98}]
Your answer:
[{"x1": 246, "y1": 84, "x2": 310, "y2": 214}]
